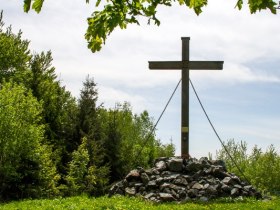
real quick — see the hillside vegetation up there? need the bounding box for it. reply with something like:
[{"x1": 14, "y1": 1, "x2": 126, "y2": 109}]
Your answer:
[{"x1": 0, "y1": 11, "x2": 174, "y2": 201}]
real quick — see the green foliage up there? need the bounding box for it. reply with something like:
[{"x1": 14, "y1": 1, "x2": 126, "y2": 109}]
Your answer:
[
  {"x1": 27, "y1": 51, "x2": 79, "y2": 176},
  {"x1": 0, "y1": 12, "x2": 31, "y2": 82},
  {"x1": 216, "y1": 139, "x2": 280, "y2": 194},
  {"x1": 0, "y1": 14, "x2": 78, "y2": 164},
  {"x1": 155, "y1": 138, "x2": 176, "y2": 158},
  {"x1": 22, "y1": 0, "x2": 277, "y2": 53},
  {"x1": 29, "y1": 51, "x2": 78, "y2": 146},
  {"x1": 75, "y1": 76, "x2": 110, "y2": 196},
  {"x1": 1, "y1": 195, "x2": 280, "y2": 210},
  {"x1": 66, "y1": 137, "x2": 110, "y2": 196},
  {"x1": 97, "y1": 102, "x2": 175, "y2": 181},
  {"x1": 0, "y1": 82, "x2": 59, "y2": 200},
  {"x1": 76, "y1": 76, "x2": 174, "y2": 186},
  {"x1": 0, "y1": 13, "x2": 175, "y2": 199},
  {"x1": 216, "y1": 139, "x2": 248, "y2": 173},
  {"x1": 0, "y1": 14, "x2": 78, "y2": 199},
  {"x1": 23, "y1": 0, "x2": 44, "y2": 13},
  {"x1": 235, "y1": 0, "x2": 277, "y2": 14},
  {"x1": 78, "y1": 75, "x2": 99, "y2": 141},
  {"x1": 66, "y1": 137, "x2": 92, "y2": 195},
  {"x1": 246, "y1": 145, "x2": 280, "y2": 193}
]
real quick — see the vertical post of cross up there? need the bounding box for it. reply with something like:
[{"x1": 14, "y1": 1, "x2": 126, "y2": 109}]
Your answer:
[{"x1": 181, "y1": 37, "x2": 190, "y2": 158}]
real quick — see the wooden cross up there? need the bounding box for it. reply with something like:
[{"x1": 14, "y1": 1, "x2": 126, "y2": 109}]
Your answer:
[{"x1": 149, "y1": 37, "x2": 224, "y2": 158}]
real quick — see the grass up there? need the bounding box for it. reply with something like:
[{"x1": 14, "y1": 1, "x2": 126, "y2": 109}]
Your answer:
[{"x1": 0, "y1": 195, "x2": 280, "y2": 210}]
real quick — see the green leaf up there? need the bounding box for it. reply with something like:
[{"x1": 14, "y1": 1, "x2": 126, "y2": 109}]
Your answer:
[
  {"x1": 31, "y1": 0, "x2": 44, "y2": 13},
  {"x1": 248, "y1": 0, "x2": 277, "y2": 14},
  {"x1": 23, "y1": 0, "x2": 32, "y2": 12},
  {"x1": 184, "y1": 0, "x2": 208, "y2": 15},
  {"x1": 95, "y1": 0, "x2": 101, "y2": 6},
  {"x1": 235, "y1": 0, "x2": 243, "y2": 10}
]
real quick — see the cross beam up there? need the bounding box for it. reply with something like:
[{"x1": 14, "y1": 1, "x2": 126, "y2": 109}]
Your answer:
[
  {"x1": 149, "y1": 37, "x2": 224, "y2": 158},
  {"x1": 149, "y1": 61, "x2": 223, "y2": 70}
]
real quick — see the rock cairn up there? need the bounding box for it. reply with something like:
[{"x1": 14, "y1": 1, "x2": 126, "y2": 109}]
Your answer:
[{"x1": 109, "y1": 157, "x2": 261, "y2": 203}]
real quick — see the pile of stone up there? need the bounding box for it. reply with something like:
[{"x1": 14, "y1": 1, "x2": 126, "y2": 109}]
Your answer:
[{"x1": 109, "y1": 157, "x2": 261, "y2": 203}]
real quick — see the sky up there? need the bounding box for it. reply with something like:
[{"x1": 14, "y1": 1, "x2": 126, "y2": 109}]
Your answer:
[{"x1": 1, "y1": 0, "x2": 280, "y2": 157}]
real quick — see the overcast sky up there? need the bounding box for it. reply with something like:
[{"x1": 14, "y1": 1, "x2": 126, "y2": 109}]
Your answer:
[{"x1": 2, "y1": 0, "x2": 280, "y2": 157}]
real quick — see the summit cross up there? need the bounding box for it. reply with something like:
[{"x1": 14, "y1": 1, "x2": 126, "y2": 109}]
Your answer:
[{"x1": 149, "y1": 37, "x2": 224, "y2": 158}]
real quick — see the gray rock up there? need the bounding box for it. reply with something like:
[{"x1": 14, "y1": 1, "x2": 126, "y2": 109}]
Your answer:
[
  {"x1": 178, "y1": 190, "x2": 187, "y2": 199},
  {"x1": 136, "y1": 167, "x2": 145, "y2": 173},
  {"x1": 192, "y1": 183, "x2": 204, "y2": 190},
  {"x1": 155, "y1": 160, "x2": 167, "y2": 171},
  {"x1": 222, "y1": 177, "x2": 234, "y2": 185},
  {"x1": 161, "y1": 171, "x2": 172, "y2": 176},
  {"x1": 170, "y1": 189, "x2": 179, "y2": 199},
  {"x1": 205, "y1": 185, "x2": 218, "y2": 195},
  {"x1": 138, "y1": 186, "x2": 145, "y2": 193},
  {"x1": 231, "y1": 188, "x2": 240, "y2": 196},
  {"x1": 154, "y1": 178, "x2": 164, "y2": 186},
  {"x1": 151, "y1": 168, "x2": 160, "y2": 175},
  {"x1": 212, "y1": 166, "x2": 227, "y2": 177},
  {"x1": 244, "y1": 185, "x2": 253, "y2": 192},
  {"x1": 134, "y1": 183, "x2": 144, "y2": 189},
  {"x1": 125, "y1": 187, "x2": 136, "y2": 196},
  {"x1": 163, "y1": 174, "x2": 179, "y2": 182},
  {"x1": 168, "y1": 158, "x2": 183, "y2": 172},
  {"x1": 163, "y1": 188, "x2": 172, "y2": 194},
  {"x1": 200, "y1": 196, "x2": 209, "y2": 202},
  {"x1": 187, "y1": 189, "x2": 198, "y2": 198},
  {"x1": 169, "y1": 183, "x2": 182, "y2": 191},
  {"x1": 182, "y1": 175, "x2": 192, "y2": 182},
  {"x1": 147, "y1": 180, "x2": 157, "y2": 189},
  {"x1": 193, "y1": 170, "x2": 204, "y2": 180},
  {"x1": 221, "y1": 184, "x2": 231, "y2": 193},
  {"x1": 159, "y1": 193, "x2": 175, "y2": 202},
  {"x1": 198, "y1": 190, "x2": 206, "y2": 196},
  {"x1": 185, "y1": 161, "x2": 204, "y2": 172},
  {"x1": 160, "y1": 183, "x2": 170, "y2": 190},
  {"x1": 128, "y1": 182, "x2": 137, "y2": 187},
  {"x1": 232, "y1": 175, "x2": 242, "y2": 184},
  {"x1": 199, "y1": 157, "x2": 209, "y2": 163},
  {"x1": 210, "y1": 159, "x2": 227, "y2": 171},
  {"x1": 140, "y1": 173, "x2": 150, "y2": 185},
  {"x1": 198, "y1": 179, "x2": 207, "y2": 185},
  {"x1": 125, "y1": 169, "x2": 140, "y2": 182},
  {"x1": 144, "y1": 168, "x2": 153, "y2": 175},
  {"x1": 144, "y1": 193, "x2": 156, "y2": 199},
  {"x1": 180, "y1": 196, "x2": 191, "y2": 203},
  {"x1": 154, "y1": 157, "x2": 169, "y2": 163},
  {"x1": 203, "y1": 183, "x2": 209, "y2": 189},
  {"x1": 109, "y1": 157, "x2": 261, "y2": 203},
  {"x1": 234, "y1": 184, "x2": 242, "y2": 189},
  {"x1": 116, "y1": 181, "x2": 125, "y2": 188},
  {"x1": 173, "y1": 177, "x2": 188, "y2": 186}
]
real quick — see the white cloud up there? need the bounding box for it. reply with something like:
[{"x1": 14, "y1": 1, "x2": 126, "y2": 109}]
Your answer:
[
  {"x1": 191, "y1": 62, "x2": 280, "y2": 87},
  {"x1": 98, "y1": 85, "x2": 152, "y2": 113}
]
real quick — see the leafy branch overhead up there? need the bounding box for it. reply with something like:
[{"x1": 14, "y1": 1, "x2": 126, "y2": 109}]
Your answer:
[{"x1": 23, "y1": 0, "x2": 277, "y2": 53}]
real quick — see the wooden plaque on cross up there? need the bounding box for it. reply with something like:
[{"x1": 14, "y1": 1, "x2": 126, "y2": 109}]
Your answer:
[{"x1": 149, "y1": 37, "x2": 224, "y2": 158}]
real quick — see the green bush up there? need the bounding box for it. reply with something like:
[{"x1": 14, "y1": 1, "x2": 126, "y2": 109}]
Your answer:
[
  {"x1": 66, "y1": 137, "x2": 110, "y2": 196},
  {"x1": 0, "y1": 82, "x2": 59, "y2": 200},
  {"x1": 216, "y1": 139, "x2": 280, "y2": 194}
]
